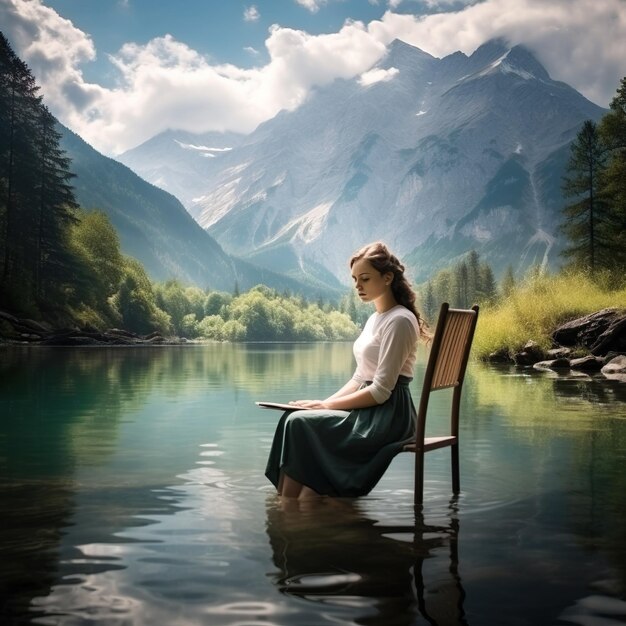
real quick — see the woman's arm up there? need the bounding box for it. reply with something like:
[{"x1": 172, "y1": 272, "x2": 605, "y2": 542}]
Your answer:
[
  {"x1": 324, "y1": 379, "x2": 361, "y2": 401},
  {"x1": 289, "y1": 378, "x2": 378, "y2": 410},
  {"x1": 325, "y1": 386, "x2": 378, "y2": 410},
  {"x1": 290, "y1": 386, "x2": 378, "y2": 410}
]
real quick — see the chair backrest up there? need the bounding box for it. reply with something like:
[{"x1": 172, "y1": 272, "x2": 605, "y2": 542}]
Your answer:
[
  {"x1": 416, "y1": 303, "x2": 479, "y2": 439},
  {"x1": 429, "y1": 303, "x2": 479, "y2": 391}
]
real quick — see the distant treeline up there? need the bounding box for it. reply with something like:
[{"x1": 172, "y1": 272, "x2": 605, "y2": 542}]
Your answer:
[
  {"x1": 161, "y1": 283, "x2": 358, "y2": 341},
  {"x1": 418, "y1": 250, "x2": 497, "y2": 321}
]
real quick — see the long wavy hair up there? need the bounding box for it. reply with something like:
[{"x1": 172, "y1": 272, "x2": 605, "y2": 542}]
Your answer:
[{"x1": 349, "y1": 241, "x2": 428, "y2": 338}]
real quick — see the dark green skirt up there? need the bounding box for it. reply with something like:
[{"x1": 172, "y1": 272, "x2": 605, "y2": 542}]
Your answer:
[{"x1": 265, "y1": 376, "x2": 416, "y2": 497}]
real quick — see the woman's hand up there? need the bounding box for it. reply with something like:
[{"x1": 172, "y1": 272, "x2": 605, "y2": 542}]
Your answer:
[{"x1": 289, "y1": 400, "x2": 328, "y2": 409}]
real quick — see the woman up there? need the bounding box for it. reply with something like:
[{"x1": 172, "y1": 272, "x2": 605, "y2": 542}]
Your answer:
[{"x1": 265, "y1": 241, "x2": 427, "y2": 499}]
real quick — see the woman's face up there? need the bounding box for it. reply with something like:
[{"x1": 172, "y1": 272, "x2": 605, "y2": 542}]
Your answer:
[{"x1": 351, "y1": 258, "x2": 392, "y2": 305}]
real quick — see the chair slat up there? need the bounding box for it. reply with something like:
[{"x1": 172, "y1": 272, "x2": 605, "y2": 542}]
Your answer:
[{"x1": 431, "y1": 311, "x2": 475, "y2": 390}]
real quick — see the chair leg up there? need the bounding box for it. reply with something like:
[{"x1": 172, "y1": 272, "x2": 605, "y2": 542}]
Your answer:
[
  {"x1": 451, "y1": 444, "x2": 460, "y2": 493},
  {"x1": 414, "y1": 453, "x2": 424, "y2": 506}
]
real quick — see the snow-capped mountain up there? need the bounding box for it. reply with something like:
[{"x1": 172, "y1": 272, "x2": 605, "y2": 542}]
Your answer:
[
  {"x1": 60, "y1": 125, "x2": 318, "y2": 294},
  {"x1": 119, "y1": 39, "x2": 605, "y2": 284},
  {"x1": 118, "y1": 129, "x2": 246, "y2": 209}
]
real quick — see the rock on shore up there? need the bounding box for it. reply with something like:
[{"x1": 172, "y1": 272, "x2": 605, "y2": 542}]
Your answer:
[
  {"x1": 486, "y1": 308, "x2": 626, "y2": 383},
  {"x1": 0, "y1": 310, "x2": 184, "y2": 346}
]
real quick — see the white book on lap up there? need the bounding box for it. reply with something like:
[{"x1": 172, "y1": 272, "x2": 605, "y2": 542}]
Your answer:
[{"x1": 255, "y1": 401, "x2": 298, "y2": 411}]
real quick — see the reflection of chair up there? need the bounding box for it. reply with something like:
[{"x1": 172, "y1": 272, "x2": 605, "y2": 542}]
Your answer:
[
  {"x1": 404, "y1": 302, "x2": 479, "y2": 506},
  {"x1": 265, "y1": 496, "x2": 467, "y2": 624}
]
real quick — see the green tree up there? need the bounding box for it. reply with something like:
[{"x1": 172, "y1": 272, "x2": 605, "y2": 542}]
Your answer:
[
  {"x1": 228, "y1": 289, "x2": 293, "y2": 340},
  {"x1": 0, "y1": 34, "x2": 41, "y2": 295},
  {"x1": 432, "y1": 268, "x2": 453, "y2": 307},
  {"x1": 208, "y1": 285, "x2": 358, "y2": 342},
  {"x1": 598, "y1": 77, "x2": 626, "y2": 276},
  {"x1": 456, "y1": 260, "x2": 469, "y2": 307},
  {"x1": 155, "y1": 280, "x2": 188, "y2": 335},
  {"x1": 420, "y1": 251, "x2": 496, "y2": 311},
  {"x1": 560, "y1": 119, "x2": 608, "y2": 272},
  {"x1": 422, "y1": 280, "x2": 436, "y2": 321},
  {"x1": 467, "y1": 250, "x2": 481, "y2": 302},
  {"x1": 197, "y1": 314, "x2": 225, "y2": 340},
  {"x1": 222, "y1": 319, "x2": 246, "y2": 341},
  {"x1": 500, "y1": 265, "x2": 516, "y2": 299},
  {"x1": 184, "y1": 286, "x2": 205, "y2": 320},
  {"x1": 0, "y1": 33, "x2": 81, "y2": 315},
  {"x1": 114, "y1": 257, "x2": 169, "y2": 334},
  {"x1": 34, "y1": 109, "x2": 80, "y2": 304},
  {"x1": 204, "y1": 291, "x2": 233, "y2": 317},
  {"x1": 478, "y1": 262, "x2": 497, "y2": 303},
  {"x1": 181, "y1": 313, "x2": 199, "y2": 338},
  {"x1": 71, "y1": 209, "x2": 124, "y2": 315},
  {"x1": 340, "y1": 289, "x2": 369, "y2": 326}
]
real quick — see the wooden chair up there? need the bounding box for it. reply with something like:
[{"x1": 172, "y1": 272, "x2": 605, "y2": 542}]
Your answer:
[{"x1": 404, "y1": 302, "x2": 479, "y2": 506}]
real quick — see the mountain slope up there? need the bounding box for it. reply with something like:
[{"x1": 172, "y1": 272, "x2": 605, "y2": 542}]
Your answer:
[
  {"x1": 120, "y1": 39, "x2": 606, "y2": 284},
  {"x1": 60, "y1": 125, "x2": 324, "y2": 294},
  {"x1": 118, "y1": 129, "x2": 245, "y2": 208}
]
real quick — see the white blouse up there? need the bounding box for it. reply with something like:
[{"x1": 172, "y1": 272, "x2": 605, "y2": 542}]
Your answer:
[{"x1": 351, "y1": 305, "x2": 419, "y2": 403}]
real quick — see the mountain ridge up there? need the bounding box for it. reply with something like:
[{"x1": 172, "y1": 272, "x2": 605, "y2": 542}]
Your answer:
[
  {"x1": 118, "y1": 38, "x2": 606, "y2": 285},
  {"x1": 60, "y1": 124, "x2": 333, "y2": 295}
]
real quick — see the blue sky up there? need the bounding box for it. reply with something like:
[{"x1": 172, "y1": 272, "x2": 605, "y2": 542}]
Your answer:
[
  {"x1": 43, "y1": 0, "x2": 389, "y2": 80},
  {"x1": 1, "y1": 0, "x2": 625, "y2": 155}
]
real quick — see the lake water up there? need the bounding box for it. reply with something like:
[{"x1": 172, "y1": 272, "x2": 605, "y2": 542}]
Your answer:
[{"x1": 1, "y1": 343, "x2": 626, "y2": 626}]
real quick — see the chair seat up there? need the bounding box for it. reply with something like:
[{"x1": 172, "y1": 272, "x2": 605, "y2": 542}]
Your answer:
[{"x1": 404, "y1": 436, "x2": 457, "y2": 453}]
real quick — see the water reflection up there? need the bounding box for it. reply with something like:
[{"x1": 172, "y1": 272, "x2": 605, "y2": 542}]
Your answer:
[
  {"x1": 1, "y1": 345, "x2": 625, "y2": 625},
  {"x1": 265, "y1": 497, "x2": 467, "y2": 625}
]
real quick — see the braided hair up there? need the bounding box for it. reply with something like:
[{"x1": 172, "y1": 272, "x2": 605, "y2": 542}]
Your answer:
[{"x1": 349, "y1": 241, "x2": 428, "y2": 337}]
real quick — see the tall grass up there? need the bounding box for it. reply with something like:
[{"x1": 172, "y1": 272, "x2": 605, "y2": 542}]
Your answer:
[{"x1": 472, "y1": 271, "x2": 626, "y2": 359}]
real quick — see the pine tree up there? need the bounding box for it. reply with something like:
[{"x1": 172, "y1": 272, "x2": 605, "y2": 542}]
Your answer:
[
  {"x1": 500, "y1": 265, "x2": 516, "y2": 298},
  {"x1": 0, "y1": 33, "x2": 81, "y2": 314},
  {"x1": 0, "y1": 33, "x2": 43, "y2": 298},
  {"x1": 422, "y1": 280, "x2": 436, "y2": 321},
  {"x1": 457, "y1": 261, "x2": 469, "y2": 307},
  {"x1": 34, "y1": 107, "x2": 80, "y2": 304},
  {"x1": 560, "y1": 120, "x2": 608, "y2": 273},
  {"x1": 466, "y1": 250, "x2": 481, "y2": 304},
  {"x1": 478, "y1": 262, "x2": 497, "y2": 302},
  {"x1": 598, "y1": 77, "x2": 626, "y2": 277}
]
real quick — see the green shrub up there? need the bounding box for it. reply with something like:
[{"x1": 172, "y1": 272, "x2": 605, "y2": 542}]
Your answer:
[{"x1": 473, "y1": 270, "x2": 626, "y2": 358}]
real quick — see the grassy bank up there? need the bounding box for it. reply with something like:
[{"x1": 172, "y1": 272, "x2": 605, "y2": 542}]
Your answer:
[{"x1": 472, "y1": 271, "x2": 626, "y2": 359}]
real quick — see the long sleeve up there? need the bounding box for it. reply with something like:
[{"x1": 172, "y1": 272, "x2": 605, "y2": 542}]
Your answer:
[
  {"x1": 369, "y1": 315, "x2": 417, "y2": 403},
  {"x1": 351, "y1": 306, "x2": 418, "y2": 403}
]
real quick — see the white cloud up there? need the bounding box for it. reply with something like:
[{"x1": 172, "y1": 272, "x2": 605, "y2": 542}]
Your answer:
[
  {"x1": 358, "y1": 66, "x2": 399, "y2": 86},
  {"x1": 295, "y1": 0, "x2": 327, "y2": 13},
  {"x1": 243, "y1": 5, "x2": 260, "y2": 22},
  {"x1": 420, "y1": 0, "x2": 479, "y2": 7},
  {"x1": 0, "y1": 2, "x2": 387, "y2": 154},
  {"x1": 0, "y1": 0, "x2": 104, "y2": 116},
  {"x1": 244, "y1": 46, "x2": 260, "y2": 55},
  {"x1": 1, "y1": 0, "x2": 624, "y2": 157}
]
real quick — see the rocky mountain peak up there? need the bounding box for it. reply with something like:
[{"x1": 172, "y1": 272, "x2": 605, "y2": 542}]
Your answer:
[
  {"x1": 118, "y1": 38, "x2": 606, "y2": 288},
  {"x1": 384, "y1": 38, "x2": 435, "y2": 67}
]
